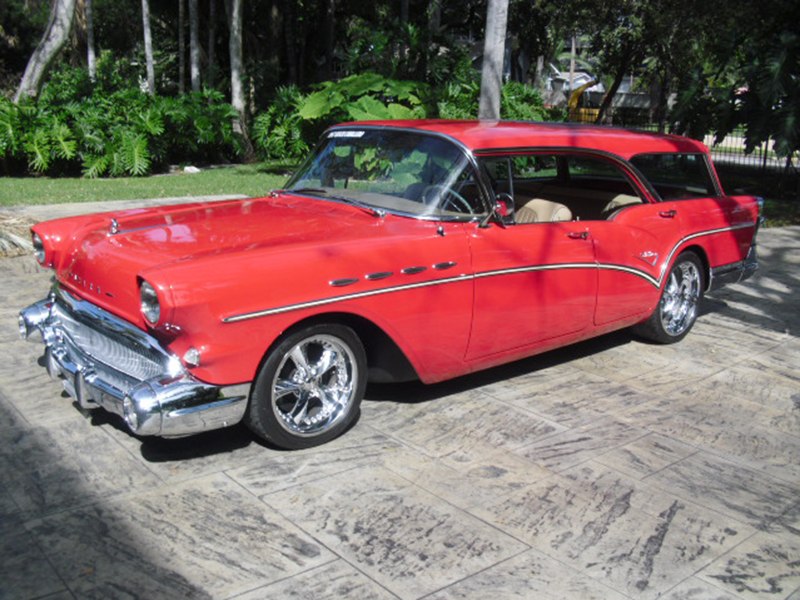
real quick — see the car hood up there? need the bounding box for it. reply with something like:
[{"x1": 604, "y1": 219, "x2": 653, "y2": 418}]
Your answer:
[{"x1": 48, "y1": 195, "x2": 383, "y2": 325}]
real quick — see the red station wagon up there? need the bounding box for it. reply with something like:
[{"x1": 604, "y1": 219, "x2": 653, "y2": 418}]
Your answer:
[{"x1": 19, "y1": 120, "x2": 763, "y2": 449}]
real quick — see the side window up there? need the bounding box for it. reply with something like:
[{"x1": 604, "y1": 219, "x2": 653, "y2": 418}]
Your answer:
[
  {"x1": 482, "y1": 153, "x2": 644, "y2": 224},
  {"x1": 483, "y1": 157, "x2": 513, "y2": 196},
  {"x1": 630, "y1": 153, "x2": 717, "y2": 200},
  {"x1": 567, "y1": 156, "x2": 629, "y2": 183},
  {"x1": 511, "y1": 155, "x2": 560, "y2": 181}
]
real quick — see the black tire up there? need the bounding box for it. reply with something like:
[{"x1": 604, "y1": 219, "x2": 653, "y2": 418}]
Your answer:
[
  {"x1": 634, "y1": 252, "x2": 704, "y2": 344},
  {"x1": 246, "y1": 323, "x2": 366, "y2": 449}
]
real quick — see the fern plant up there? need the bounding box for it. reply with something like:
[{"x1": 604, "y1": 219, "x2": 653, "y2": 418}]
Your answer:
[
  {"x1": 253, "y1": 85, "x2": 310, "y2": 160},
  {"x1": 2, "y1": 56, "x2": 242, "y2": 178}
]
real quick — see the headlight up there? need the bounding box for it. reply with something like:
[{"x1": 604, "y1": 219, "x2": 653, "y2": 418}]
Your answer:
[
  {"x1": 33, "y1": 233, "x2": 45, "y2": 265},
  {"x1": 140, "y1": 280, "x2": 161, "y2": 325}
]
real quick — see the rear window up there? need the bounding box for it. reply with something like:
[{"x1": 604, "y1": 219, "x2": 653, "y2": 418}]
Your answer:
[{"x1": 630, "y1": 153, "x2": 717, "y2": 200}]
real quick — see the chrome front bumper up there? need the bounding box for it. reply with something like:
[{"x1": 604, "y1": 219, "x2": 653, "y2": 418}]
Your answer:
[{"x1": 19, "y1": 286, "x2": 249, "y2": 438}]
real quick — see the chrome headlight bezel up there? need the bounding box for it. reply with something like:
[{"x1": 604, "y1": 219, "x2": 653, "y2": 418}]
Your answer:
[
  {"x1": 140, "y1": 280, "x2": 161, "y2": 326},
  {"x1": 33, "y1": 233, "x2": 46, "y2": 265}
]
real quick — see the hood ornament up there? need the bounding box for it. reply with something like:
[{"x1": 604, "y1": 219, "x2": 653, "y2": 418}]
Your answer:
[
  {"x1": 636, "y1": 251, "x2": 659, "y2": 266},
  {"x1": 109, "y1": 218, "x2": 119, "y2": 235}
]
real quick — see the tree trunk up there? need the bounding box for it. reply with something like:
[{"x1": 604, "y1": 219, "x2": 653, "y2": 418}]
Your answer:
[
  {"x1": 282, "y1": 0, "x2": 297, "y2": 84},
  {"x1": 85, "y1": 0, "x2": 96, "y2": 80},
  {"x1": 428, "y1": 0, "x2": 440, "y2": 34},
  {"x1": 141, "y1": 0, "x2": 155, "y2": 95},
  {"x1": 594, "y1": 59, "x2": 628, "y2": 124},
  {"x1": 228, "y1": 0, "x2": 252, "y2": 156},
  {"x1": 321, "y1": 0, "x2": 334, "y2": 80},
  {"x1": 14, "y1": 0, "x2": 78, "y2": 102},
  {"x1": 534, "y1": 55, "x2": 544, "y2": 88},
  {"x1": 399, "y1": 0, "x2": 409, "y2": 62},
  {"x1": 569, "y1": 35, "x2": 576, "y2": 94},
  {"x1": 478, "y1": 0, "x2": 509, "y2": 120},
  {"x1": 189, "y1": 0, "x2": 200, "y2": 92},
  {"x1": 178, "y1": 0, "x2": 186, "y2": 93},
  {"x1": 207, "y1": 0, "x2": 216, "y2": 85}
]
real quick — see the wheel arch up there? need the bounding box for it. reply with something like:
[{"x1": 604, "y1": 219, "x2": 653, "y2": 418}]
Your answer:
[
  {"x1": 261, "y1": 312, "x2": 419, "y2": 385},
  {"x1": 676, "y1": 243, "x2": 710, "y2": 291}
]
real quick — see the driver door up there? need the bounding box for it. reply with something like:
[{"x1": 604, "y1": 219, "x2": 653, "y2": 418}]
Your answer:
[{"x1": 466, "y1": 220, "x2": 597, "y2": 360}]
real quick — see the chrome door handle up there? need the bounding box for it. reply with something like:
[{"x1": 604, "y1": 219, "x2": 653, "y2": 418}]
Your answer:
[
  {"x1": 568, "y1": 231, "x2": 589, "y2": 240},
  {"x1": 659, "y1": 210, "x2": 677, "y2": 218}
]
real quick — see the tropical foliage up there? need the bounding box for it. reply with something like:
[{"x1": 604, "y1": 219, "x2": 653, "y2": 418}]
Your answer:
[
  {"x1": 2, "y1": 0, "x2": 797, "y2": 177},
  {"x1": 1, "y1": 56, "x2": 239, "y2": 176}
]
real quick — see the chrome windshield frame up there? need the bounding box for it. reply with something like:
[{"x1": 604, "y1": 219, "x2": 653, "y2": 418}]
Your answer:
[{"x1": 285, "y1": 125, "x2": 494, "y2": 222}]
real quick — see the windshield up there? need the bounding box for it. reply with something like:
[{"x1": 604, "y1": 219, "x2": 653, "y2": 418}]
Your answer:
[{"x1": 286, "y1": 128, "x2": 485, "y2": 218}]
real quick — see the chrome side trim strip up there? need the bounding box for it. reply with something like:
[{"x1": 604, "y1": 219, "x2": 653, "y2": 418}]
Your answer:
[
  {"x1": 223, "y1": 222, "x2": 756, "y2": 323},
  {"x1": 223, "y1": 273, "x2": 473, "y2": 322},
  {"x1": 474, "y1": 263, "x2": 595, "y2": 279},
  {"x1": 598, "y1": 264, "x2": 659, "y2": 287},
  {"x1": 656, "y1": 222, "x2": 755, "y2": 285}
]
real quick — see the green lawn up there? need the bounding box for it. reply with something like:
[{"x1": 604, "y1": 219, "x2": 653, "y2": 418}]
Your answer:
[{"x1": 0, "y1": 163, "x2": 294, "y2": 207}]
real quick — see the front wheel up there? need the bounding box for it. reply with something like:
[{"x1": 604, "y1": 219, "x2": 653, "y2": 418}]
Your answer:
[
  {"x1": 634, "y1": 252, "x2": 704, "y2": 344},
  {"x1": 246, "y1": 324, "x2": 367, "y2": 449}
]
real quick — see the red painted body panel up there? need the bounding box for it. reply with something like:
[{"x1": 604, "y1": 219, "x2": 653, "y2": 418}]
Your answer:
[
  {"x1": 466, "y1": 221, "x2": 596, "y2": 359},
  {"x1": 153, "y1": 218, "x2": 475, "y2": 385},
  {"x1": 30, "y1": 120, "x2": 762, "y2": 391},
  {"x1": 347, "y1": 120, "x2": 710, "y2": 159}
]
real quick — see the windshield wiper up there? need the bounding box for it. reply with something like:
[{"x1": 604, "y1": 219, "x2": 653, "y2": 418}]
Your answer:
[
  {"x1": 280, "y1": 187, "x2": 386, "y2": 218},
  {"x1": 292, "y1": 188, "x2": 386, "y2": 218}
]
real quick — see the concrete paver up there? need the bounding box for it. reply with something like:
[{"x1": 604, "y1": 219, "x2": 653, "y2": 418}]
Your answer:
[{"x1": 0, "y1": 200, "x2": 798, "y2": 599}]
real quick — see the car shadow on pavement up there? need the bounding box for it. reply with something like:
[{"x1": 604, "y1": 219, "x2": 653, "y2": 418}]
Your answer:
[
  {"x1": 86, "y1": 405, "x2": 260, "y2": 461},
  {"x1": 366, "y1": 328, "x2": 636, "y2": 405}
]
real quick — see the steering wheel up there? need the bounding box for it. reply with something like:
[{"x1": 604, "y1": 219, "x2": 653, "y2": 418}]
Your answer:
[{"x1": 421, "y1": 185, "x2": 474, "y2": 215}]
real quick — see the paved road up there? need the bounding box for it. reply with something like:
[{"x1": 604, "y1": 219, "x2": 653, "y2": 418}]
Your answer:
[{"x1": 1, "y1": 206, "x2": 798, "y2": 599}]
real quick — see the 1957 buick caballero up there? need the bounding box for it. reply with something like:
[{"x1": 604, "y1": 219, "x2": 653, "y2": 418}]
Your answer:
[{"x1": 19, "y1": 120, "x2": 762, "y2": 449}]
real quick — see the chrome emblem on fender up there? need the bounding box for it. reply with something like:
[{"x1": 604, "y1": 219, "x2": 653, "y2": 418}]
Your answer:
[
  {"x1": 109, "y1": 218, "x2": 119, "y2": 235},
  {"x1": 637, "y1": 251, "x2": 659, "y2": 266}
]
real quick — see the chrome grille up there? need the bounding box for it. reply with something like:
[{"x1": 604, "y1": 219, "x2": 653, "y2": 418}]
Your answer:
[{"x1": 53, "y1": 302, "x2": 167, "y2": 382}]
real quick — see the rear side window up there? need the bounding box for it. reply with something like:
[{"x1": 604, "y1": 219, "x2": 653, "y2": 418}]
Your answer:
[{"x1": 630, "y1": 153, "x2": 717, "y2": 200}]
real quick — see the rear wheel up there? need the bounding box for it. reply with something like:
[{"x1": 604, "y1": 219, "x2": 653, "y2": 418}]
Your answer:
[
  {"x1": 634, "y1": 252, "x2": 704, "y2": 344},
  {"x1": 246, "y1": 324, "x2": 366, "y2": 449}
]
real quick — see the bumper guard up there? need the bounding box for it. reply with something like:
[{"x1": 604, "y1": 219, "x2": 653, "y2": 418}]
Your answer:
[{"x1": 19, "y1": 286, "x2": 249, "y2": 438}]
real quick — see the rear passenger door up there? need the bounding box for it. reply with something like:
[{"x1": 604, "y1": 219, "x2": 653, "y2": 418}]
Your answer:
[{"x1": 555, "y1": 154, "x2": 684, "y2": 327}]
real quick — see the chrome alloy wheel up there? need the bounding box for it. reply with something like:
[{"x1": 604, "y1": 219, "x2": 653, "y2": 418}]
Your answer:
[
  {"x1": 659, "y1": 259, "x2": 701, "y2": 337},
  {"x1": 271, "y1": 334, "x2": 357, "y2": 436}
]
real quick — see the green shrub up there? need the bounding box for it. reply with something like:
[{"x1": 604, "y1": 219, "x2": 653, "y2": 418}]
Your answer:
[
  {"x1": 501, "y1": 81, "x2": 567, "y2": 122},
  {"x1": 250, "y1": 73, "x2": 430, "y2": 162},
  {"x1": 437, "y1": 79, "x2": 567, "y2": 121},
  {"x1": 1, "y1": 56, "x2": 241, "y2": 178},
  {"x1": 252, "y1": 86, "x2": 310, "y2": 160},
  {"x1": 298, "y1": 72, "x2": 429, "y2": 124},
  {"x1": 0, "y1": 99, "x2": 80, "y2": 175},
  {"x1": 436, "y1": 80, "x2": 481, "y2": 119}
]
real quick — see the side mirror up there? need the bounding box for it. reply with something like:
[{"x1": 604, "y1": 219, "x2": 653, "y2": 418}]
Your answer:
[{"x1": 494, "y1": 192, "x2": 515, "y2": 225}]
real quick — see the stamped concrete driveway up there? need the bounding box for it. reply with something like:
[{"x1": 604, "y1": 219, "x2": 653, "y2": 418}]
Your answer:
[{"x1": 1, "y1": 200, "x2": 798, "y2": 599}]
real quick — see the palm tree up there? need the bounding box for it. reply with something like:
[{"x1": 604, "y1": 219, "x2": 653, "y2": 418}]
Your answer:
[
  {"x1": 141, "y1": 0, "x2": 156, "y2": 95},
  {"x1": 478, "y1": 0, "x2": 509, "y2": 119}
]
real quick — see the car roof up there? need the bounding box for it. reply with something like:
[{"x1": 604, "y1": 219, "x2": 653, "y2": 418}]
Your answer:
[{"x1": 335, "y1": 120, "x2": 709, "y2": 160}]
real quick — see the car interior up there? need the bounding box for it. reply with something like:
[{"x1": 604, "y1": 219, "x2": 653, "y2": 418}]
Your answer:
[{"x1": 480, "y1": 153, "x2": 646, "y2": 223}]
